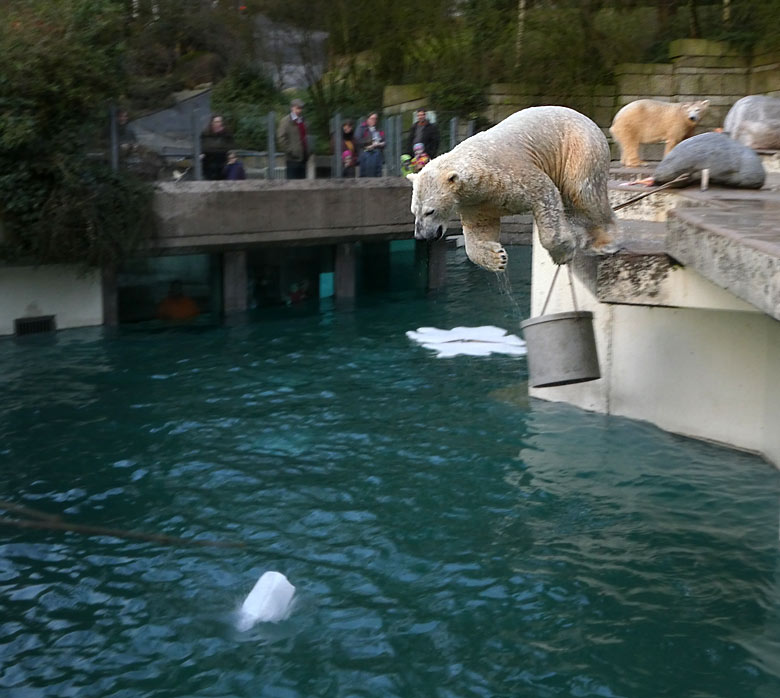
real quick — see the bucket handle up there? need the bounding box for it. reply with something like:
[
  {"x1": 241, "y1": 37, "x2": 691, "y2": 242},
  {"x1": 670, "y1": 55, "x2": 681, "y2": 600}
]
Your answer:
[{"x1": 540, "y1": 264, "x2": 579, "y2": 316}]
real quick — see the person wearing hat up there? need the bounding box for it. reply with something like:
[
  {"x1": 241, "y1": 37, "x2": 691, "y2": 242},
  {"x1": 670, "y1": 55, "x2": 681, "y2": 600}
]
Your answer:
[
  {"x1": 411, "y1": 142, "x2": 430, "y2": 172},
  {"x1": 277, "y1": 98, "x2": 308, "y2": 179},
  {"x1": 400, "y1": 153, "x2": 414, "y2": 177}
]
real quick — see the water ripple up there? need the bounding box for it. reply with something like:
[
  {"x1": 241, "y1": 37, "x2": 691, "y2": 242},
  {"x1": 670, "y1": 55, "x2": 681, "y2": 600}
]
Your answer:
[{"x1": 1, "y1": 247, "x2": 779, "y2": 697}]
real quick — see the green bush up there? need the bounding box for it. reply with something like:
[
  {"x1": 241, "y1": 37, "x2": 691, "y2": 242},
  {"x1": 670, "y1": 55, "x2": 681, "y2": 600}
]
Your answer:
[
  {"x1": 0, "y1": 0, "x2": 153, "y2": 268},
  {"x1": 211, "y1": 65, "x2": 286, "y2": 150}
]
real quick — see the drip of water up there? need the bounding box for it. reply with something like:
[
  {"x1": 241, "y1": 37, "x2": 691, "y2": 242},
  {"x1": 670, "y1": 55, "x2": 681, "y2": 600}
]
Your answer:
[{"x1": 495, "y1": 271, "x2": 525, "y2": 323}]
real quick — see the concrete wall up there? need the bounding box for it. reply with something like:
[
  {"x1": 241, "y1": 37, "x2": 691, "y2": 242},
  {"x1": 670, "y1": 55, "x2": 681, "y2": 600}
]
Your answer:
[
  {"x1": 151, "y1": 178, "x2": 417, "y2": 253},
  {"x1": 0, "y1": 265, "x2": 103, "y2": 336},
  {"x1": 527, "y1": 233, "x2": 780, "y2": 469}
]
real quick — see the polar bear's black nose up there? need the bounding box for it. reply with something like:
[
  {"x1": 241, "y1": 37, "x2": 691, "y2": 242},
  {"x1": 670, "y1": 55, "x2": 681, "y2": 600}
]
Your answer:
[{"x1": 435, "y1": 225, "x2": 444, "y2": 239}]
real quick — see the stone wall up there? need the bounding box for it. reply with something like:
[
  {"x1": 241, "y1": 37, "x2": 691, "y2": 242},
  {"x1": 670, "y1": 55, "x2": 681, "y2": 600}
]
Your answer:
[
  {"x1": 482, "y1": 84, "x2": 616, "y2": 127},
  {"x1": 614, "y1": 39, "x2": 751, "y2": 131},
  {"x1": 383, "y1": 39, "x2": 780, "y2": 134}
]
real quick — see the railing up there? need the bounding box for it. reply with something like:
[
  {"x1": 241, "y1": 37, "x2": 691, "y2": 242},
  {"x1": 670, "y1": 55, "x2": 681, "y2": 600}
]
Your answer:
[{"x1": 109, "y1": 107, "x2": 480, "y2": 181}]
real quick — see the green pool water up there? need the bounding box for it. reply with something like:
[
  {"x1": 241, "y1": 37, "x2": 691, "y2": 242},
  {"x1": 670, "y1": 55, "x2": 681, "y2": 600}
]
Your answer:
[{"x1": 2, "y1": 245, "x2": 779, "y2": 698}]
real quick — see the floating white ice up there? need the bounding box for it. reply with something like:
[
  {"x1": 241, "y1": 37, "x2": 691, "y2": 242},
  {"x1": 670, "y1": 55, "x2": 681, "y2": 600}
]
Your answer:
[
  {"x1": 406, "y1": 326, "x2": 527, "y2": 358},
  {"x1": 236, "y1": 571, "x2": 296, "y2": 631}
]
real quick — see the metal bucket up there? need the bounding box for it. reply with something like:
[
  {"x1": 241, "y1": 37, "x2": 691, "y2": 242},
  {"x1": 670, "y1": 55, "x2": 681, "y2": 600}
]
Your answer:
[{"x1": 520, "y1": 310, "x2": 600, "y2": 388}]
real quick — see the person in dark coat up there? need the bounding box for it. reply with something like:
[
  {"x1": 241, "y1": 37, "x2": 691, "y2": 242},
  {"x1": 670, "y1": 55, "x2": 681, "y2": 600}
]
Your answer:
[
  {"x1": 201, "y1": 115, "x2": 235, "y2": 180},
  {"x1": 405, "y1": 108, "x2": 439, "y2": 159}
]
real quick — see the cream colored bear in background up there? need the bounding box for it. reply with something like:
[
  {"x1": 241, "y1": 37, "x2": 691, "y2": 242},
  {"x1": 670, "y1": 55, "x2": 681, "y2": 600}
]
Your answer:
[
  {"x1": 407, "y1": 106, "x2": 618, "y2": 270},
  {"x1": 610, "y1": 98, "x2": 710, "y2": 167}
]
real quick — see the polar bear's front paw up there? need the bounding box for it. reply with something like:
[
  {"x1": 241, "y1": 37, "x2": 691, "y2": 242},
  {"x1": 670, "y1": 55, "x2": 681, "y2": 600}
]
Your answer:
[{"x1": 469, "y1": 241, "x2": 508, "y2": 272}]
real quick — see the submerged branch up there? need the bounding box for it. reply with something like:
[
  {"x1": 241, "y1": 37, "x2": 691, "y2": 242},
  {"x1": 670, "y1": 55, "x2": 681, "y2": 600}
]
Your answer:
[
  {"x1": 0, "y1": 508, "x2": 245, "y2": 549},
  {"x1": 0, "y1": 499, "x2": 63, "y2": 522}
]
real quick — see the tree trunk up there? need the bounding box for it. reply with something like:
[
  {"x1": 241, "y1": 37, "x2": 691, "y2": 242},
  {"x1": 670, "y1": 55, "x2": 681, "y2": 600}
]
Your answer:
[{"x1": 514, "y1": 0, "x2": 527, "y2": 70}]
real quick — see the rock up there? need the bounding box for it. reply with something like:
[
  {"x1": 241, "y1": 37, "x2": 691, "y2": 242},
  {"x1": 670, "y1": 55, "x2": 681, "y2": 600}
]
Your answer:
[
  {"x1": 653, "y1": 132, "x2": 765, "y2": 189},
  {"x1": 723, "y1": 95, "x2": 780, "y2": 149}
]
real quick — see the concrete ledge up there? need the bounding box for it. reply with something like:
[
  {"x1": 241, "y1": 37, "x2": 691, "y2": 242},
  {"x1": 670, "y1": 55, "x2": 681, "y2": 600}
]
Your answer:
[
  {"x1": 152, "y1": 178, "x2": 416, "y2": 253},
  {"x1": 570, "y1": 219, "x2": 753, "y2": 312},
  {"x1": 151, "y1": 178, "x2": 532, "y2": 255},
  {"x1": 666, "y1": 201, "x2": 780, "y2": 321}
]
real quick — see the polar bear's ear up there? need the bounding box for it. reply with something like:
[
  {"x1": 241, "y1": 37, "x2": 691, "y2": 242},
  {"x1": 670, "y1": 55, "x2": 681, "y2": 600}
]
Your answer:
[
  {"x1": 406, "y1": 173, "x2": 419, "y2": 183},
  {"x1": 447, "y1": 171, "x2": 460, "y2": 184}
]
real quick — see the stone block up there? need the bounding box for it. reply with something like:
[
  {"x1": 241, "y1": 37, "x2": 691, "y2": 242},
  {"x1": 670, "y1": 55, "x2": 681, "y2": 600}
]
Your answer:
[
  {"x1": 383, "y1": 84, "x2": 426, "y2": 108},
  {"x1": 751, "y1": 48, "x2": 780, "y2": 69},
  {"x1": 698, "y1": 73, "x2": 725, "y2": 94},
  {"x1": 675, "y1": 74, "x2": 701, "y2": 95},
  {"x1": 720, "y1": 72, "x2": 750, "y2": 94},
  {"x1": 593, "y1": 84, "x2": 616, "y2": 97},
  {"x1": 617, "y1": 74, "x2": 658, "y2": 96},
  {"x1": 647, "y1": 74, "x2": 674, "y2": 95},
  {"x1": 487, "y1": 83, "x2": 537, "y2": 96},
  {"x1": 669, "y1": 39, "x2": 735, "y2": 59},
  {"x1": 750, "y1": 65, "x2": 780, "y2": 95},
  {"x1": 673, "y1": 55, "x2": 747, "y2": 69},
  {"x1": 615, "y1": 63, "x2": 673, "y2": 75},
  {"x1": 708, "y1": 94, "x2": 740, "y2": 108}
]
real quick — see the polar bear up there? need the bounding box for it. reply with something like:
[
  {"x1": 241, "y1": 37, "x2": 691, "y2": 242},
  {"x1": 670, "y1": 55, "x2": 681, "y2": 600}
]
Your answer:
[
  {"x1": 610, "y1": 99, "x2": 710, "y2": 167},
  {"x1": 407, "y1": 106, "x2": 618, "y2": 270}
]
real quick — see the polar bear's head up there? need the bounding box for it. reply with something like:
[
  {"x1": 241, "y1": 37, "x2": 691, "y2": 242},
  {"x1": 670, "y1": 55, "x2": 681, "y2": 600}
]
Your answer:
[
  {"x1": 407, "y1": 164, "x2": 463, "y2": 241},
  {"x1": 683, "y1": 99, "x2": 710, "y2": 124}
]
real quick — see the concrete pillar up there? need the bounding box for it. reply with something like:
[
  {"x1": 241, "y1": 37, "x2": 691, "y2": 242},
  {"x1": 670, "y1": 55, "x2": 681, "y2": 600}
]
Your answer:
[
  {"x1": 363, "y1": 241, "x2": 391, "y2": 293},
  {"x1": 334, "y1": 242, "x2": 356, "y2": 300},
  {"x1": 427, "y1": 239, "x2": 448, "y2": 290},
  {"x1": 101, "y1": 265, "x2": 118, "y2": 326},
  {"x1": 223, "y1": 250, "x2": 248, "y2": 314},
  {"x1": 414, "y1": 240, "x2": 429, "y2": 290}
]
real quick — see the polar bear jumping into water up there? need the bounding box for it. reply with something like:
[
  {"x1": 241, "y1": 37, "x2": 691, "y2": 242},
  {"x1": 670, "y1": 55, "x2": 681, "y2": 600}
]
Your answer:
[{"x1": 407, "y1": 106, "x2": 618, "y2": 270}]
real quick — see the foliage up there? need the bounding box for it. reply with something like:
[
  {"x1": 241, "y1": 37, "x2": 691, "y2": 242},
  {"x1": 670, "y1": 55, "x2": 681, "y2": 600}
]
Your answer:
[
  {"x1": 0, "y1": 159, "x2": 154, "y2": 268},
  {"x1": 716, "y1": 0, "x2": 780, "y2": 53},
  {"x1": 304, "y1": 59, "x2": 388, "y2": 154},
  {"x1": 124, "y1": 0, "x2": 252, "y2": 102},
  {"x1": 427, "y1": 80, "x2": 489, "y2": 122},
  {"x1": 211, "y1": 65, "x2": 285, "y2": 149},
  {"x1": 0, "y1": 0, "x2": 153, "y2": 268}
]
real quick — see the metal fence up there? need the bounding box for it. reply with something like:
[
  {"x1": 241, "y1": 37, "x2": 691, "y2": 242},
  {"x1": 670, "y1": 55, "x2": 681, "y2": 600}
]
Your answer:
[{"x1": 110, "y1": 107, "x2": 479, "y2": 181}]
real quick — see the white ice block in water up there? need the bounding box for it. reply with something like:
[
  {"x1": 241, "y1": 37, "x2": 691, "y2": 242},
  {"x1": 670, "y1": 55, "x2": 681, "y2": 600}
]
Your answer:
[
  {"x1": 236, "y1": 571, "x2": 295, "y2": 630},
  {"x1": 406, "y1": 326, "x2": 526, "y2": 358}
]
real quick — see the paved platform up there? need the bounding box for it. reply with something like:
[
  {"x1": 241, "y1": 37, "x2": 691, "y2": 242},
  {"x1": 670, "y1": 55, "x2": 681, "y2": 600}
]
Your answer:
[{"x1": 602, "y1": 169, "x2": 780, "y2": 321}]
